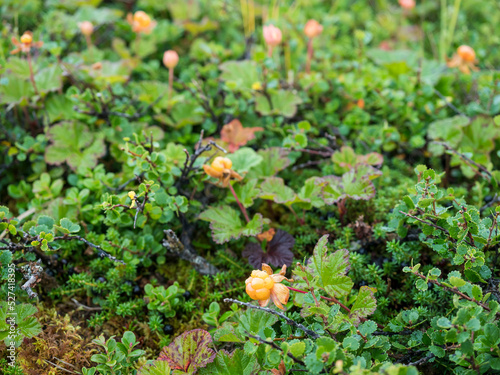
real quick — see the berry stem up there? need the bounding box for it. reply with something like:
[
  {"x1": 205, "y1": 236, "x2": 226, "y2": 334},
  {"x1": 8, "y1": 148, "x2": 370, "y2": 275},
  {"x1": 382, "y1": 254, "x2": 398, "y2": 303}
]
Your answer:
[
  {"x1": 306, "y1": 38, "x2": 313, "y2": 73},
  {"x1": 168, "y1": 67, "x2": 174, "y2": 107},
  {"x1": 267, "y1": 45, "x2": 273, "y2": 58},
  {"x1": 27, "y1": 51, "x2": 38, "y2": 95},
  {"x1": 85, "y1": 35, "x2": 93, "y2": 50},
  {"x1": 135, "y1": 33, "x2": 141, "y2": 58},
  {"x1": 288, "y1": 205, "x2": 304, "y2": 225},
  {"x1": 228, "y1": 183, "x2": 250, "y2": 223}
]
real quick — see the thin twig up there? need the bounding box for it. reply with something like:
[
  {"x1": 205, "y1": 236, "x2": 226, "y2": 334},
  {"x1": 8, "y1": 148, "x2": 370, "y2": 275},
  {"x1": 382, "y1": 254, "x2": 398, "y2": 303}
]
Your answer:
[
  {"x1": 54, "y1": 235, "x2": 125, "y2": 264},
  {"x1": 71, "y1": 298, "x2": 102, "y2": 311},
  {"x1": 435, "y1": 141, "x2": 491, "y2": 181},
  {"x1": 413, "y1": 271, "x2": 500, "y2": 317},
  {"x1": 433, "y1": 88, "x2": 465, "y2": 115},
  {"x1": 54, "y1": 357, "x2": 78, "y2": 369},
  {"x1": 108, "y1": 173, "x2": 144, "y2": 192},
  {"x1": 224, "y1": 298, "x2": 320, "y2": 339},
  {"x1": 246, "y1": 333, "x2": 306, "y2": 366},
  {"x1": 399, "y1": 210, "x2": 474, "y2": 247},
  {"x1": 407, "y1": 352, "x2": 435, "y2": 367},
  {"x1": 373, "y1": 330, "x2": 412, "y2": 336},
  {"x1": 399, "y1": 211, "x2": 449, "y2": 234},
  {"x1": 44, "y1": 360, "x2": 80, "y2": 374}
]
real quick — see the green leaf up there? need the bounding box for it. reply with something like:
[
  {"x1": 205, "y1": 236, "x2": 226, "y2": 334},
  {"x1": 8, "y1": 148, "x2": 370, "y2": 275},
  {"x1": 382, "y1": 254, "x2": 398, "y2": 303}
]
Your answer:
[
  {"x1": 229, "y1": 179, "x2": 259, "y2": 208},
  {"x1": 138, "y1": 361, "x2": 172, "y2": 375},
  {"x1": 289, "y1": 342, "x2": 306, "y2": 357},
  {"x1": 338, "y1": 169, "x2": 378, "y2": 200},
  {"x1": 448, "y1": 276, "x2": 466, "y2": 288},
  {"x1": 34, "y1": 65, "x2": 63, "y2": 95},
  {"x1": 258, "y1": 177, "x2": 298, "y2": 205},
  {"x1": 415, "y1": 279, "x2": 428, "y2": 291},
  {"x1": 227, "y1": 147, "x2": 263, "y2": 174},
  {"x1": 324, "y1": 276, "x2": 354, "y2": 299},
  {"x1": 4, "y1": 57, "x2": 32, "y2": 79},
  {"x1": 0, "y1": 75, "x2": 34, "y2": 106},
  {"x1": 481, "y1": 323, "x2": 500, "y2": 346},
  {"x1": 427, "y1": 116, "x2": 470, "y2": 150},
  {"x1": 465, "y1": 318, "x2": 481, "y2": 331},
  {"x1": 1, "y1": 304, "x2": 42, "y2": 346},
  {"x1": 158, "y1": 329, "x2": 216, "y2": 373},
  {"x1": 0, "y1": 250, "x2": 13, "y2": 267},
  {"x1": 343, "y1": 336, "x2": 360, "y2": 351},
  {"x1": 45, "y1": 93, "x2": 77, "y2": 123},
  {"x1": 199, "y1": 206, "x2": 269, "y2": 244},
  {"x1": 349, "y1": 286, "x2": 377, "y2": 324},
  {"x1": 331, "y1": 146, "x2": 358, "y2": 170},
  {"x1": 471, "y1": 285, "x2": 483, "y2": 301},
  {"x1": 294, "y1": 133, "x2": 308, "y2": 148},
  {"x1": 199, "y1": 349, "x2": 260, "y2": 375},
  {"x1": 255, "y1": 90, "x2": 302, "y2": 118},
  {"x1": 213, "y1": 323, "x2": 244, "y2": 343},
  {"x1": 56, "y1": 218, "x2": 81, "y2": 234},
  {"x1": 436, "y1": 317, "x2": 452, "y2": 329},
  {"x1": 130, "y1": 80, "x2": 171, "y2": 110},
  {"x1": 88, "y1": 60, "x2": 133, "y2": 87},
  {"x1": 305, "y1": 236, "x2": 353, "y2": 298},
  {"x1": 429, "y1": 345, "x2": 446, "y2": 358},
  {"x1": 219, "y1": 60, "x2": 260, "y2": 91},
  {"x1": 358, "y1": 320, "x2": 378, "y2": 336},
  {"x1": 237, "y1": 309, "x2": 278, "y2": 336},
  {"x1": 155, "y1": 100, "x2": 204, "y2": 129},
  {"x1": 45, "y1": 122, "x2": 106, "y2": 172},
  {"x1": 246, "y1": 148, "x2": 291, "y2": 179},
  {"x1": 298, "y1": 177, "x2": 329, "y2": 208}
]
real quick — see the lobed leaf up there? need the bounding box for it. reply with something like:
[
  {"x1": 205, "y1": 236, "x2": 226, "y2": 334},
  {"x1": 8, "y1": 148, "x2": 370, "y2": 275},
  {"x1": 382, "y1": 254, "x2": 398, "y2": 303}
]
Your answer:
[{"x1": 158, "y1": 329, "x2": 216, "y2": 373}]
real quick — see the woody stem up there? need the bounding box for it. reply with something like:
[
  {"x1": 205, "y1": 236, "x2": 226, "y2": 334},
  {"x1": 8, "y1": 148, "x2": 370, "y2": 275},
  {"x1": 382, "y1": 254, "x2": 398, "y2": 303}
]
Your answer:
[
  {"x1": 228, "y1": 183, "x2": 250, "y2": 223},
  {"x1": 27, "y1": 51, "x2": 38, "y2": 95}
]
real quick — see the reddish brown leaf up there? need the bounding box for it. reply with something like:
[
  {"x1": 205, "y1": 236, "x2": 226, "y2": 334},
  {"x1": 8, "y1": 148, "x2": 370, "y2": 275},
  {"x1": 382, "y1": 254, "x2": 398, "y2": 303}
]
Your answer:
[
  {"x1": 220, "y1": 119, "x2": 263, "y2": 152},
  {"x1": 242, "y1": 229, "x2": 294, "y2": 268}
]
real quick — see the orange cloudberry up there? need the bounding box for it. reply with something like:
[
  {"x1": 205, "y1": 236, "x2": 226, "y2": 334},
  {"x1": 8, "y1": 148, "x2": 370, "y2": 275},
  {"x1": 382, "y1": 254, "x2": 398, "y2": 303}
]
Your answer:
[{"x1": 245, "y1": 264, "x2": 292, "y2": 310}]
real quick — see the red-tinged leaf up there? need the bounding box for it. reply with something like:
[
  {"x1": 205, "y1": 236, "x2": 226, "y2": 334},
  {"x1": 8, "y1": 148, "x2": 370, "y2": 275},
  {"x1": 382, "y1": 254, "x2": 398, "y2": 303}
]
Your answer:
[
  {"x1": 359, "y1": 152, "x2": 384, "y2": 166},
  {"x1": 158, "y1": 329, "x2": 216, "y2": 373},
  {"x1": 349, "y1": 286, "x2": 377, "y2": 325},
  {"x1": 242, "y1": 229, "x2": 294, "y2": 268},
  {"x1": 320, "y1": 168, "x2": 378, "y2": 203},
  {"x1": 220, "y1": 119, "x2": 263, "y2": 152},
  {"x1": 331, "y1": 146, "x2": 383, "y2": 174},
  {"x1": 331, "y1": 146, "x2": 358, "y2": 169}
]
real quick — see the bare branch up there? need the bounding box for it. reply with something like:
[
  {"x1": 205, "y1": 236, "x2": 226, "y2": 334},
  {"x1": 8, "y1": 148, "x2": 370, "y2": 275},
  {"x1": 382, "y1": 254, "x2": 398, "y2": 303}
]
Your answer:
[
  {"x1": 246, "y1": 332, "x2": 306, "y2": 366},
  {"x1": 54, "y1": 235, "x2": 125, "y2": 264},
  {"x1": 162, "y1": 229, "x2": 218, "y2": 275},
  {"x1": 434, "y1": 141, "x2": 491, "y2": 181},
  {"x1": 224, "y1": 298, "x2": 320, "y2": 339}
]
